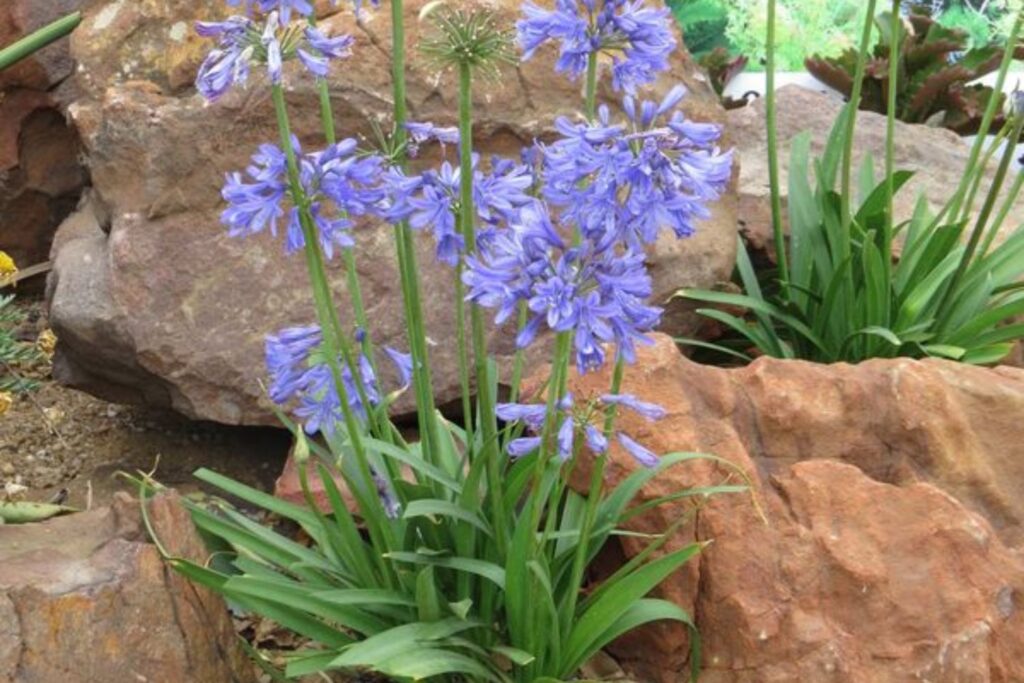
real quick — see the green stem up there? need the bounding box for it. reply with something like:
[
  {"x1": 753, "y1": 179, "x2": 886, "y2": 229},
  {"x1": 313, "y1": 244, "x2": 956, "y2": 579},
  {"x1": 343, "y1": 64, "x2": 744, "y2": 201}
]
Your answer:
[
  {"x1": 271, "y1": 85, "x2": 392, "y2": 546},
  {"x1": 960, "y1": 121, "x2": 1012, "y2": 225},
  {"x1": 840, "y1": 0, "x2": 879, "y2": 230},
  {"x1": 584, "y1": 51, "x2": 599, "y2": 122},
  {"x1": 764, "y1": 0, "x2": 790, "y2": 295},
  {"x1": 0, "y1": 12, "x2": 81, "y2": 72},
  {"x1": 938, "y1": 113, "x2": 1024, "y2": 329},
  {"x1": 562, "y1": 355, "x2": 625, "y2": 634},
  {"x1": 507, "y1": 302, "x2": 530, "y2": 405},
  {"x1": 883, "y1": 0, "x2": 899, "y2": 325},
  {"x1": 389, "y1": 0, "x2": 442, "y2": 465},
  {"x1": 457, "y1": 60, "x2": 506, "y2": 554},
  {"x1": 454, "y1": 253, "x2": 474, "y2": 446},
  {"x1": 945, "y1": 10, "x2": 1023, "y2": 222},
  {"x1": 981, "y1": 169, "x2": 1024, "y2": 257},
  {"x1": 528, "y1": 331, "x2": 573, "y2": 536}
]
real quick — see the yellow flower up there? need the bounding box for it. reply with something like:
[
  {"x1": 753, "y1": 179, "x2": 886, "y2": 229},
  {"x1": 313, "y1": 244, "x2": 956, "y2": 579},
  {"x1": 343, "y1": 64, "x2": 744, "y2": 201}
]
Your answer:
[
  {"x1": 37, "y1": 329, "x2": 57, "y2": 357},
  {"x1": 0, "y1": 392, "x2": 12, "y2": 416},
  {"x1": 0, "y1": 251, "x2": 16, "y2": 287}
]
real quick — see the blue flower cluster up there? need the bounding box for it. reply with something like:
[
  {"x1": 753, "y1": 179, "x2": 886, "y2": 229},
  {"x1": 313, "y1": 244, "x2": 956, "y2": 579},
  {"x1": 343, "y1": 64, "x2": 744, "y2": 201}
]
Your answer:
[
  {"x1": 380, "y1": 154, "x2": 535, "y2": 265},
  {"x1": 464, "y1": 204, "x2": 661, "y2": 372},
  {"x1": 222, "y1": 137, "x2": 384, "y2": 259},
  {"x1": 195, "y1": 13, "x2": 354, "y2": 101},
  {"x1": 498, "y1": 392, "x2": 666, "y2": 466},
  {"x1": 227, "y1": 0, "x2": 379, "y2": 24},
  {"x1": 517, "y1": 0, "x2": 676, "y2": 92},
  {"x1": 540, "y1": 85, "x2": 733, "y2": 249},
  {"x1": 266, "y1": 325, "x2": 412, "y2": 435}
]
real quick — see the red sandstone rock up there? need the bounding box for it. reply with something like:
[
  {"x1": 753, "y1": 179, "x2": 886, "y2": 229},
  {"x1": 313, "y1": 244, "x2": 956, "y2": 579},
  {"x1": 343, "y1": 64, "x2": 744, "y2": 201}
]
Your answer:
[
  {"x1": 538, "y1": 334, "x2": 1024, "y2": 683},
  {"x1": 0, "y1": 492, "x2": 256, "y2": 683}
]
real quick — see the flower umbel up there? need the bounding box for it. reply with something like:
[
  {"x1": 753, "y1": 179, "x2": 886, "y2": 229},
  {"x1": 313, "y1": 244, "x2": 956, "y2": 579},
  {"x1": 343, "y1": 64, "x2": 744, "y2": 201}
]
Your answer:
[
  {"x1": 222, "y1": 137, "x2": 384, "y2": 259},
  {"x1": 464, "y1": 203, "x2": 662, "y2": 372},
  {"x1": 265, "y1": 324, "x2": 412, "y2": 435},
  {"x1": 420, "y1": 7, "x2": 517, "y2": 79},
  {"x1": 541, "y1": 85, "x2": 733, "y2": 249},
  {"x1": 498, "y1": 392, "x2": 666, "y2": 467},
  {"x1": 380, "y1": 154, "x2": 534, "y2": 265},
  {"x1": 196, "y1": 13, "x2": 354, "y2": 101},
  {"x1": 517, "y1": 0, "x2": 676, "y2": 92}
]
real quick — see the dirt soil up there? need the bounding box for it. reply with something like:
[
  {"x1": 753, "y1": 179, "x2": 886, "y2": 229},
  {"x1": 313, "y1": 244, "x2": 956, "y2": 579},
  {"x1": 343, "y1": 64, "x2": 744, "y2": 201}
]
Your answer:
[{"x1": 1, "y1": 296, "x2": 291, "y2": 510}]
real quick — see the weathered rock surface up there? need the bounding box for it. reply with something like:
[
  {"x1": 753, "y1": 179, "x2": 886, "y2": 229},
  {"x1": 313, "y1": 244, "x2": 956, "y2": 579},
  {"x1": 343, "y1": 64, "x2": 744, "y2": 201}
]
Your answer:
[
  {"x1": 731, "y1": 85, "x2": 1024, "y2": 258},
  {"x1": 0, "y1": 2, "x2": 89, "y2": 269},
  {"x1": 545, "y1": 336, "x2": 1024, "y2": 683},
  {"x1": 47, "y1": 0, "x2": 738, "y2": 425},
  {"x1": 0, "y1": 492, "x2": 255, "y2": 683}
]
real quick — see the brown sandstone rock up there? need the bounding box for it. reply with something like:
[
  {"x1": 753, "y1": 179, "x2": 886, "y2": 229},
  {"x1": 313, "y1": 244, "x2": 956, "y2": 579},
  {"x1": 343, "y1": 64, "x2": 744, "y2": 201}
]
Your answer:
[
  {"x1": 47, "y1": 0, "x2": 738, "y2": 425},
  {"x1": 544, "y1": 335, "x2": 1024, "y2": 682},
  {"x1": 731, "y1": 85, "x2": 1024, "y2": 260},
  {"x1": 0, "y1": 492, "x2": 255, "y2": 683}
]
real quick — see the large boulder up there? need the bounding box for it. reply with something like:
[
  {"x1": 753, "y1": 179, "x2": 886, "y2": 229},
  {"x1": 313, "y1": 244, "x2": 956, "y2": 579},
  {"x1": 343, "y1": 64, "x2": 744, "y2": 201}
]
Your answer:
[
  {"x1": 46, "y1": 0, "x2": 738, "y2": 425},
  {"x1": 543, "y1": 336, "x2": 1024, "y2": 682},
  {"x1": 0, "y1": 2, "x2": 88, "y2": 269},
  {"x1": 731, "y1": 85, "x2": 1024, "y2": 257},
  {"x1": 0, "y1": 492, "x2": 256, "y2": 683}
]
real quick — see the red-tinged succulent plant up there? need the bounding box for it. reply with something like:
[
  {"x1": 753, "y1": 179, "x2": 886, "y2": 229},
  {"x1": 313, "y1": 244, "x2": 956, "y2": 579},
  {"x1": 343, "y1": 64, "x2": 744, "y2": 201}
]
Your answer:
[{"x1": 806, "y1": 7, "x2": 1024, "y2": 137}]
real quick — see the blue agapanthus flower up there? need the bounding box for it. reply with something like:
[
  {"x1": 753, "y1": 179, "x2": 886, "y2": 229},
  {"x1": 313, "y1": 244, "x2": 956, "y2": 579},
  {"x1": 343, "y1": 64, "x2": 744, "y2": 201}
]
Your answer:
[
  {"x1": 226, "y1": 0, "x2": 378, "y2": 23},
  {"x1": 541, "y1": 85, "x2": 733, "y2": 249},
  {"x1": 266, "y1": 324, "x2": 412, "y2": 435},
  {"x1": 464, "y1": 203, "x2": 662, "y2": 373},
  {"x1": 222, "y1": 137, "x2": 384, "y2": 259},
  {"x1": 498, "y1": 392, "x2": 666, "y2": 466},
  {"x1": 195, "y1": 13, "x2": 354, "y2": 101},
  {"x1": 379, "y1": 154, "x2": 534, "y2": 266},
  {"x1": 517, "y1": 0, "x2": 676, "y2": 92}
]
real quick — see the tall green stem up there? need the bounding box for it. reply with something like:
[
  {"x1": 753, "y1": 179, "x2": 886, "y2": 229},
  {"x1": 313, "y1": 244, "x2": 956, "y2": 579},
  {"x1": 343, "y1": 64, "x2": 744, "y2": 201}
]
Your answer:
[
  {"x1": 840, "y1": 0, "x2": 879, "y2": 229},
  {"x1": 389, "y1": 0, "x2": 442, "y2": 464},
  {"x1": 764, "y1": 0, "x2": 789, "y2": 295},
  {"x1": 0, "y1": 12, "x2": 80, "y2": 72},
  {"x1": 945, "y1": 10, "x2": 1023, "y2": 222},
  {"x1": 982, "y1": 169, "x2": 1024, "y2": 257},
  {"x1": 584, "y1": 51, "x2": 599, "y2": 122},
  {"x1": 271, "y1": 85, "x2": 396, "y2": 550},
  {"x1": 561, "y1": 355, "x2": 625, "y2": 635},
  {"x1": 457, "y1": 61, "x2": 506, "y2": 553},
  {"x1": 883, "y1": 1, "x2": 899, "y2": 324},
  {"x1": 938, "y1": 113, "x2": 1024, "y2": 329}
]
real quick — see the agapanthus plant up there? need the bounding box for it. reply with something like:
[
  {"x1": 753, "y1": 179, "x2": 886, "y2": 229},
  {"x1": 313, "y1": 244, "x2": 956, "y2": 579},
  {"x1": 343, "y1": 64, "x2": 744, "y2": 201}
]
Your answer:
[{"x1": 150, "y1": 3, "x2": 745, "y2": 683}]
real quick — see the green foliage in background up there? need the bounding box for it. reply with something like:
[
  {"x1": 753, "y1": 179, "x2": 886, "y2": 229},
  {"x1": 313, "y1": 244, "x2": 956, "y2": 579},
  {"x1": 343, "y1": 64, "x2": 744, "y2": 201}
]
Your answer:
[
  {"x1": 678, "y1": 4, "x2": 1024, "y2": 366},
  {"x1": 0, "y1": 295, "x2": 42, "y2": 394},
  {"x1": 725, "y1": 0, "x2": 874, "y2": 71},
  {"x1": 667, "y1": 0, "x2": 731, "y2": 56}
]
